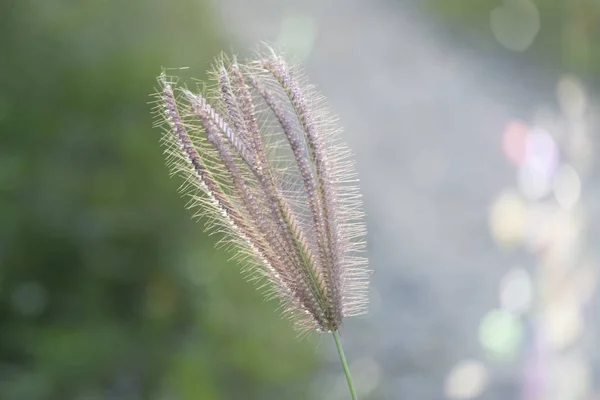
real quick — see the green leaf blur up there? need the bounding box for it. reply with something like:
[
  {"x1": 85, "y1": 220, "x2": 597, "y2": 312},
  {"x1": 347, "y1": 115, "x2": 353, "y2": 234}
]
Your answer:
[{"x1": 0, "y1": 1, "x2": 316, "y2": 399}]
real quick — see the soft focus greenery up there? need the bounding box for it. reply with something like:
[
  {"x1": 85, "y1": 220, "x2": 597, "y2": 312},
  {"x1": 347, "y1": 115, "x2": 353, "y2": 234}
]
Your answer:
[
  {"x1": 425, "y1": 0, "x2": 600, "y2": 84},
  {"x1": 0, "y1": 1, "x2": 316, "y2": 399}
]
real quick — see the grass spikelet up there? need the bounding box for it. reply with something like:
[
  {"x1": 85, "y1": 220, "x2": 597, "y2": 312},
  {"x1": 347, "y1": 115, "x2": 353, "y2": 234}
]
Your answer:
[{"x1": 152, "y1": 46, "x2": 369, "y2": 399}]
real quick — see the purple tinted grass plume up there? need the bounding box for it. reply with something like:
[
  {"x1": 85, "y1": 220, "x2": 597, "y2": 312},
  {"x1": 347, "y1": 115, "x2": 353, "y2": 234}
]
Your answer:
[
  {"x1": 154, "y1": 47, "x2": 369, "y2": 399},
  {"x1": 153, "y1": 47, "x2": 369, "y2": 337}
]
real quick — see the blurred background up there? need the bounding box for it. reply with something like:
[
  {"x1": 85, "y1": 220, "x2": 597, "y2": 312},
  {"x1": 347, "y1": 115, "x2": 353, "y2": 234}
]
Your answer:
[{"x1": 1, "y1": 0, "x2": 599, "y2": 399}]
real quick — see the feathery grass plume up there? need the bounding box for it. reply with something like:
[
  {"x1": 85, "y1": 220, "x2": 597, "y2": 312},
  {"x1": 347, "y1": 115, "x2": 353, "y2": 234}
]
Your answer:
[{"x1": 152, "y1": 46, "x2": 369, "y2": 399}]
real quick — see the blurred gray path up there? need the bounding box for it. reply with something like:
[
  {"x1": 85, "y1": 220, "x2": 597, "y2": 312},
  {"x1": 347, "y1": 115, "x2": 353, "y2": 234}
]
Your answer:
[{"x1": 212, "y1": 1, "x2": 598, "y2": 399}]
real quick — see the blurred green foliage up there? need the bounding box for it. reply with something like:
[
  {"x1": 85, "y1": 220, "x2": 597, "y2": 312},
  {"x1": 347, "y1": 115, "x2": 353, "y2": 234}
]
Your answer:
[
  {"x1": 0, "y1": 1, "x2": 316, "y2": 399},
  {"x1": 425, "y1": 0, "x2": 600, "y2": 83}
]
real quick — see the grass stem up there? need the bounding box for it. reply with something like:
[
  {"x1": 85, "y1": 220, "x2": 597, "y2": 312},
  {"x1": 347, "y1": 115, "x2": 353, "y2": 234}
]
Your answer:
[{"x1": 332, "y1": 330, "x2": 357, "y2": 400}]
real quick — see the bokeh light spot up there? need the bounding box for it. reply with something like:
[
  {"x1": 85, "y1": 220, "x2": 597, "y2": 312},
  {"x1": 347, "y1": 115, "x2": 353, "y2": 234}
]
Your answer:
[
  {"x1": 502, "y1": 119, "x2": 529, "y2": 166},
  {"x1": 543, "y1": 301, "x2": 583, "y2": 350},
  {"x1": 444, "y1": 359, "x2": 489, "y2": 399},
  {"x1": 499, "y1": 268, "x2": 533, "y2": 315},
  {"x1": 479, "y1": 309, "x2": 523, "y2": 361},
  {"x1": 490, "y1": 0, "x2": 540, "y2": 52},
  {"x1": 517, "y1": 129, "x2": 559, "y2": 200},
  {"x1": 553, "y1": 164, "x2": 581, "y2": 210},
  {"x1": 517, "y1": 163, "x2": 552, "y2": 200},
  {"x1": 556, "y1": 75, "x2": 586, "y2": 119},
  {"x1": 351, "y1": 357, "x2": 380, "y2": 397},
  {"x1": 526, "y1": 130, "x2": 559, "y2": 173},
  {"x1": 540, "y1": 209, "x2": 580, "y2": 265},
  {"x1": 523, "y1": 202, "x2": 556, "y2": 251},
  {"x1": 489, "y1": 191, "x2": 526, "y2": 248},
  {"x1": 550, "y1": 354, "x2": 591, "y2": 399},
  {"x1": 276, "y1": 13, "x2": 317, "y2": 61}
]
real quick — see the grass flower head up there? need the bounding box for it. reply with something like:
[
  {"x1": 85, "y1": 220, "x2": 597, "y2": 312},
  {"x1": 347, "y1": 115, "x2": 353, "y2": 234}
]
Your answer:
[{"x1": 153, "y1": 46, "x2": 369, "y2": 334}]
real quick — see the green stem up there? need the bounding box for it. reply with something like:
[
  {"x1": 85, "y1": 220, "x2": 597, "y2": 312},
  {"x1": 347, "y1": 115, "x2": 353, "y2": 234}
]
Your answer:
[{"x1": 332, "y1": 330, "x2": 357, "y2": 400}]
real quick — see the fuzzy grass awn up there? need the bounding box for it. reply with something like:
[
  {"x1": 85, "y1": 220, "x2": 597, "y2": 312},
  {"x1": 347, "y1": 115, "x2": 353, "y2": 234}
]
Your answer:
[{"x1": 152, "y1": 46, "x2": 370, "y2": 399}]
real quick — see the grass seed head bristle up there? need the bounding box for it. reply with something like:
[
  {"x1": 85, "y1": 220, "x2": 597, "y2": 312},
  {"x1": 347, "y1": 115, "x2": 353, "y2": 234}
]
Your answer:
[{"x1": 153, "y1": 46, "x2": 369, "y2": 333}]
